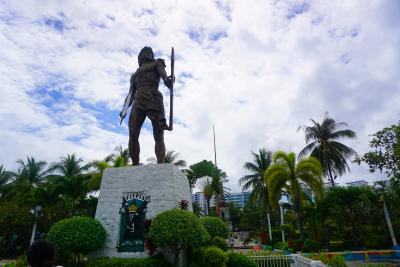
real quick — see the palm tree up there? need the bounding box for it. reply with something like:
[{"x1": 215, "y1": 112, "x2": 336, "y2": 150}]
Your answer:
[
  {"x1": 49, "y1": 154, "x2": 90, "y2": 177},
  {"x1": 164, "y1": 150, "x2": 187, "y2": 168},
  {"x1": 265, "y1": 151, "x2": 323, "y2": 247},
  {"x1": 87, "y1": 160, "x2": 111, "y2": 190},
  {"x1": 0, "y1": 165, "x2": 11, "y2": 187},
  {"x1": 239, "y1": 148, "x2": 273, "y2": 234},
  {"x1": 185, "y1": 160, "x2": 219, "y2": 191},
  {"x1": 239, "y1": 149, "x2": 272, "y2": 206},
  {"x1": 12, "y1": 157, "x2": 49, "y2": 186},
  {"x1": 104, "y1": 145, "x2": 130, "y2": 167},
  {"x1": 298, "y1": 113, "x2": 357, "y2": 187}
]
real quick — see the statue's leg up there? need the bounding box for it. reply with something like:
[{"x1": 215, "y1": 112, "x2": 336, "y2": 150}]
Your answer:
[
  {"x1": 148, "y1": 110, "x2": 166, "y2": 164},
  {"x1": 128, "y1": 107, "x2": 146, "y2": 165}
]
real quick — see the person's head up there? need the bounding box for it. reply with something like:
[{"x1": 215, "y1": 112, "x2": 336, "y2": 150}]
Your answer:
[
  {"x1": 138, "y1": 46, "x2": 155, "y2": 66},
  {"x1": 28, "y1": 240, "x2": 55, "y2": 267}
]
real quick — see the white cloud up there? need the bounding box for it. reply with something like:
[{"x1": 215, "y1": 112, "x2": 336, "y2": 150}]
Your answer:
[{"x1": 0, "y1": 0, "x2": 399, "y2": 192}]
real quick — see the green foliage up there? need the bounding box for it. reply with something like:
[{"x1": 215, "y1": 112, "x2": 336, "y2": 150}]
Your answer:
[
  {"x1": 198, "y1": 246, "x2": 228, "y2": 267},
  {"x1": 273, "y1": 241, "x2": 288, "y2": 250},
  {"x1": 239, "y1": 149, "x2": 273, "y2": 231},
  {"x1": 298, "y1": 113, "x2": 357, "y2": 186},
  {"x1": 87, "y1": 256, "x2": 172, "y2": 267},
  {"x1": 47, "y1": 216, "x2": 106, "y2": 257},
  {"x1": 199, "y1": 216, "x2": 229, "y2": 239},
  {"x1": 226, "y1": 252, "x2": 257, "y2": 267},
  {"x1": 327, "y1": 256, "x2": 347, "y2": 267},
  {"x1": 303, "y1": 239, "x2": 320, "y2": 252},
  {"x1": 355, "y1": 123, "x2": 400, "y2": 180},
  {"x1": 15, "y1": 254, "x2": 27, "y2": 267},
  {"x1": 265, "y1": 151, "x2": 323, "y2": 245},
  {"x1": 309, "y1": 254, "x2": 347, "y2": 267},
  {"x1": 211, "y1": 236, "x2": 229, "y2": 251},
  {"x1": 0, "y1": 203, "x2": 34, "y2": 258},
  {"x1": 149, "y1": 209, "x2": 210, "y2": 259}
]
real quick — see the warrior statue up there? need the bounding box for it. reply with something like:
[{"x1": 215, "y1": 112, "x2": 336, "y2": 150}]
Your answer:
[{"x1": 119, "y1": 47, "x2": 174, "y2": 165}]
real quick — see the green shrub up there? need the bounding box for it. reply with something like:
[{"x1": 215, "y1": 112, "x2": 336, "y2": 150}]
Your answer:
[
  {"x1": 199, "y1": 246, "x2": 228, "y2": 267},
  {"x1": 303, "y1": 239, "x2": 320, "y2": 252},
  {"x1": 226, "y1": 251, "x2": 256, "y2": 267},
  {"x1": 273, "y1": 241, "x2": 288, "y2": 250},
  {"x1": 212, "y1": 236, "x2": 229, "y2": 251},
  {"x1": 309, "y1": 254, "x2": 346, "y2": 267},
  {"x1": 15, "y1": 254, "x2": 27, "y2": 267},
  {"x1": 47, "y1": 216, "x2": 106, "y2": 263},
  {"x1": 199, "y1": 216, "x2": 229, "y2": 239},
  {"x1": 87, "y1": 257, "x2": 171, "y2": 267},
  {"x1": 149, "y1": 209, "x2": 210, "y2": 265},
  {"x1": 326, "y1": 255, "x2": 347, "y2": 267}
]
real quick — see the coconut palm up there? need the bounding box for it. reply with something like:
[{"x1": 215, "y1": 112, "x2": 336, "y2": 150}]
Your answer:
[
  {"x1": 164, "y1": 150, "x2": 187, "y2": 168},
  {"x1": 265, "y1": 151, "x2": 323, "y2": 247},
  {"x1": 12, "y1": 157, "x2": 49, "y2": 185},
  {"x1": 0, "y1": 165, "x2": 11, "y2": 187},
  {"x1": 298, "y1": 113, "x2": 357, "y2": 187},
  {"x1": 87, "y1": 160, "x2": 111, "y2": 190},
  {"x1": 104, "y1": 145, "x2": 130, "y2": 167},
  {"x1": 49, "y1": 154, "x2": 90, "y2": 177},
  {"x1": 239, "y1": 149, "x2": 272, "y2": 207},
  {"x1": 239, "y1": 148, "x2": 273, "y2": 233}
]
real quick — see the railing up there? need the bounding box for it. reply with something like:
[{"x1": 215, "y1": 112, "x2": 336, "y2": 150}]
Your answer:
[
  {"x1": 250, "y1": 255, "x2": 292, "y2": 267},
  {"x1": 249, "y1": 254, "x2": 325, "y2": 267}
]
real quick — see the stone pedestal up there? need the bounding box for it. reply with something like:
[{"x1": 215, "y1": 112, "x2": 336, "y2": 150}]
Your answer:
[{"x1": 91, "y1": 163, "x2": 192, "y2": 258}]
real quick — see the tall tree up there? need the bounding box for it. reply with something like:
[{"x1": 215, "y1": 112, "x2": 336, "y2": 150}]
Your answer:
[
  {"x1": 12, "y1": 157, "x2": 49, "y2": 185},
  {"x1": 164, "y1": 150, "x2": 187, "y2": 168},
  {"x1": 298, "y1": 113, "x2": 357, "y2": 186},
  {"x1": 265, "y1": 151, "x2": 323, "y2": 247},
  {"x1": 239, "y1": 148, "x2": 272, "y2": 232},
  {"x1": 0, "y1": 165, "x2": 11, "y2": 187},
  {"x1": 197, "y1": 177, "x2": 214, "y2": 215},
  {"x1": 49, "y1": 154, "x2": 90, "y2": 177},
  {"x1": 239, "y1": 149, "x2": 272, "y2": 206},
  {"x1": 355, "y1": 123, "x2": 400, "y2": 181},
  {"x1": 104, "y1": 145, "x2": 130, "y2": 167},
  {"x1": 185, "y1": 160, "x2": 220, "y2": 192}
]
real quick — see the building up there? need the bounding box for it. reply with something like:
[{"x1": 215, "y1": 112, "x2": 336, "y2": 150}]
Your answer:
[
  {"x1": 346, "y1": 180, "x2": 369, "y2": 187},
  {"x1": 192, "y1": 192, "x2": 208, "y2": 215},
  {"x1": 323, "y1": 182, "x2": 339, "y2": 189},
  {"x1": 224, "y1": 192, "x2": 250, "y2": 207}
]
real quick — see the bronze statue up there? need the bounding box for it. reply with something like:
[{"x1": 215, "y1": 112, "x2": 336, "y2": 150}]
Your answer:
[{"x1": 120, "y1": 47, "x2": 174, "y2": 165}]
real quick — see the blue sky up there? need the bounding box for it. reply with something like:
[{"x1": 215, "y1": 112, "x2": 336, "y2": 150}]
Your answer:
[{"x1": 0, "y1": 0, "x2": 399, "y2": 191}]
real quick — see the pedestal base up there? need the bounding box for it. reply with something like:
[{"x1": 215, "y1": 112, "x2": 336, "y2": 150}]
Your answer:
[{"x1": 91, "y1": 163, "x2": 192, "y2": 258}]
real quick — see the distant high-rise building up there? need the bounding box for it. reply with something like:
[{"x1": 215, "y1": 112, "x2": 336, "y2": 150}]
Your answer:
[
  {"x1": 192, "y1": 192, "x2": 207, "y2": 215},
  {"x1": 224, "y1": 192, "x2": 250, "y2": 207},
  {"x1": 346, "y1": 180, "x2": 368, "y2": 187}
]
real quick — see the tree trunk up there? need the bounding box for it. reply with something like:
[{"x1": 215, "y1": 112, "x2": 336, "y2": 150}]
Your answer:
[
  {"x1": 206, "y1": 198, "x2": 210, "y2": 216},
  {"x1": 294, "y1": 198, "x2": 305, "y2": 249},
  {"x1": 327, "y1": 164, "x2": 335, "y2": 187}
]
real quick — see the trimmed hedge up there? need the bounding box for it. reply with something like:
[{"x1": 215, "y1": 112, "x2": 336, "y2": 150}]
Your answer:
[
  {"x1": 199, "y1": 216, "x2": 229, "y2": 239},
  {"x1": 226, "y1": 251, "x2": 257, "y2": 267},
  {"x1": 149, "y1": 209, "x2": 210, "y2": 249},
  {"x1": 87, "y1": 257, "x2": 171, "y2": 267},
  {"x1": 47, "y1": 216, "x2": 106, "y2": 256},
  {"x1": 198, "y1": 246, "x2": 228, "y2": 267},
  {"x1": 211, "y1": 236, "x2": 229, "y2": 251}
]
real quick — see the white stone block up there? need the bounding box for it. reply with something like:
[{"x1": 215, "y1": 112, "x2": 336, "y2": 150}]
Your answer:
[{"x1": 91, "y1": 163, "x2": 192, "y2": 258}]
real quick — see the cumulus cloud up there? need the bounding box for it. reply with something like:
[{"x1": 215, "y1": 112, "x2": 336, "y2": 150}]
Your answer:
[{"x1": 0, "y1": 0, "x2": 399, "y2": 192}]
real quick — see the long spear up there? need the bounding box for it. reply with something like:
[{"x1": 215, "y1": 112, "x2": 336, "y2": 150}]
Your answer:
[{"x1": 168, "y1": 47, "x2": 174, "y2": 131}]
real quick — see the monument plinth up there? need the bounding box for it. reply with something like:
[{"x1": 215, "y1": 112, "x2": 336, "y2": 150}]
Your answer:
[{"x1": 92, "y1": 163, "x2": 192, "y2": 258}]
